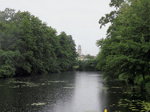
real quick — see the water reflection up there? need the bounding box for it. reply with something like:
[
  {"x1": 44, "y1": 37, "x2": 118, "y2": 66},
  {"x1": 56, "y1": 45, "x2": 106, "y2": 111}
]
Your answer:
[
  {"x1": 0, "y1": 72, "x2": 106, "y2": 112},
  {"x1": 53, "y1": 72, "x2": 104, "y2": 112},
  {"x1": 72, "y1": 72, "x2": 101, "y2": 112}
]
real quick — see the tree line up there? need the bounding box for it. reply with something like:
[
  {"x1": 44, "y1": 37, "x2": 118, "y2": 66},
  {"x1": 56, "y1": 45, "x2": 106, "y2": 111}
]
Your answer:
[
  {"x1": 76, "y1": 54, "x2": 97, "y2": 71},
  {"x1": 96, "y1": 0, "x2": 150, "y2": 93},
  {"x1": 0, "y1": 8, "x2": 77, "y2": 78}
]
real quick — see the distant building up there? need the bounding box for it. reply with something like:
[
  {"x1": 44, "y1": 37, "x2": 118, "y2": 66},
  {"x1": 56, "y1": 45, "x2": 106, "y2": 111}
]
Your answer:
[
  {"x1": 77, "y1": 45, "x2": 84, "y2": 60},
  {"x1": 77, "y1": 45, "x2": 95, "y2": 60},
  {"x1": 77, "y1": 45, "x2": 82, "y2": 56},
  {"x1": 76, "y1": 45, "x2": 86, "y2": 60}
]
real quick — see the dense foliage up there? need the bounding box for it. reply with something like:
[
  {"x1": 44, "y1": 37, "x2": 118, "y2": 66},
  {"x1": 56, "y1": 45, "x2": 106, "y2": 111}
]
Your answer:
[
  {"x1": 0, "y1": 8, "x2": 77, "y2": 78},
  {"x1": 76, "y1": 55, "x2": 97, "y2": 71},
  {"x1": 97, "y1": 0, "x2": 150, "y2": 93}
]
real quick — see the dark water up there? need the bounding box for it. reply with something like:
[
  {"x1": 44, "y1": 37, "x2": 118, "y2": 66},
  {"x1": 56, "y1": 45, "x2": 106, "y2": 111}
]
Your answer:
[{"x1": 0, "y1": 72, "x2": 144, "y2": 112}]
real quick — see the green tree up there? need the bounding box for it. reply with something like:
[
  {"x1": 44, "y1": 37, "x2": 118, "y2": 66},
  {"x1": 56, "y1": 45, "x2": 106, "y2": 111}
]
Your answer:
[
  {"x1": 97, "y1": 0, "x2": 150, "y2": 92},
  {"x1": 0, "y1": 8, "x2": 77, "y2": 77},
  {"x1": 56, "y1": 32, "x2": 77, "y2": 71}
]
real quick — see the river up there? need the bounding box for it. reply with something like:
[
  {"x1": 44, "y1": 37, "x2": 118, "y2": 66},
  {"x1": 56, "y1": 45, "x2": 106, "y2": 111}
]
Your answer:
[{"x1": 0, "y1": 71, "x2": 144, "y2": 112}]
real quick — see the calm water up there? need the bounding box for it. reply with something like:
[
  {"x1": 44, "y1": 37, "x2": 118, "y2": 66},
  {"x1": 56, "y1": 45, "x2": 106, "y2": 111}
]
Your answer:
[{"x1": 0, "y1": 71, "x2": 144, "y2": 112}]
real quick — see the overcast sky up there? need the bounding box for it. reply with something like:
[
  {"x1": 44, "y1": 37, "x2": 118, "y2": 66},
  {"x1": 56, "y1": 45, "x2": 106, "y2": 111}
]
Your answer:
[{"x1": 0, "y1": 0, "x2": 111, "y2": 56}]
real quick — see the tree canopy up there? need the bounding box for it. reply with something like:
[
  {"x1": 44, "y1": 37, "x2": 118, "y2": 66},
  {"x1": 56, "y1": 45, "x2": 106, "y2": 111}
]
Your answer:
[
  {"x1": 0, "y1": 8, "x2": 77, "y2": 77},
  {"x1": 97, "y1": 0, "x2": 150, "y2": 92}
]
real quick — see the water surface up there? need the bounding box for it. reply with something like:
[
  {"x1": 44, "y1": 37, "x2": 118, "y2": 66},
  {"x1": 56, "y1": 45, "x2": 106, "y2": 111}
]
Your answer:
[{"x1": 0, "y1": 71, "x2": 144, "y2": 112}]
